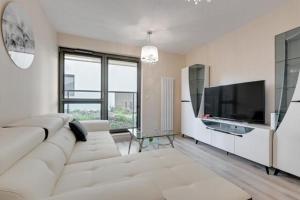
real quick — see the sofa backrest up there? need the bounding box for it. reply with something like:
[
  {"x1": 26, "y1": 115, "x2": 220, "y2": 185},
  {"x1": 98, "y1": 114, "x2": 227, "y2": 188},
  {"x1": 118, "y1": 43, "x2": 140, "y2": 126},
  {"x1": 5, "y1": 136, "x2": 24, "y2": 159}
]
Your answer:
[
  {"x1": 0, "y1": 142, "x2": 66, "y2": 200},
  {"x1": 47, "y1": 127, "x2": 76, "y2": 162},
  {"x1": 0, "y1": 127, "x2": 45, "y2": 175},
  {"x1": 0, "y1": 114, "x2": 76, "y2": 200},
  {"x1": 6, "y1": 117, "x2": 66, "y2": 139}
]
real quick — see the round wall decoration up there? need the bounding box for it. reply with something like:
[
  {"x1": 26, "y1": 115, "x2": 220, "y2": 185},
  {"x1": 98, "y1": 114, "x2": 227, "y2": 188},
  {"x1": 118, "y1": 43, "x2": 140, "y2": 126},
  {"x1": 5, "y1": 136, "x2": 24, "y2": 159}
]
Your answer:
[{"x1": 1, "y1": 2, "x2": 35, "y2": 69}]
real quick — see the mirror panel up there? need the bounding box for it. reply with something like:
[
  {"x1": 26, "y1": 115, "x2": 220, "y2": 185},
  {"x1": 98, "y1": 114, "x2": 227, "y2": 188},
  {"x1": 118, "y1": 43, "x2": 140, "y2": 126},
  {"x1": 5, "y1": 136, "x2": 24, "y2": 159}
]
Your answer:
[{"x1": 189, "y1": 64, "x2": 205, "y2": 117}]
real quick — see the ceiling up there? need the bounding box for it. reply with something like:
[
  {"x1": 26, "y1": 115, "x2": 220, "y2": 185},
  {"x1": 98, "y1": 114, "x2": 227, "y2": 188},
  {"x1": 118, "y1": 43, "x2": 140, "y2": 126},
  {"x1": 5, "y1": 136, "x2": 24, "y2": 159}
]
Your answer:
[{"x1": 39, "y1": 0, "x2": 288, "y2": 54}]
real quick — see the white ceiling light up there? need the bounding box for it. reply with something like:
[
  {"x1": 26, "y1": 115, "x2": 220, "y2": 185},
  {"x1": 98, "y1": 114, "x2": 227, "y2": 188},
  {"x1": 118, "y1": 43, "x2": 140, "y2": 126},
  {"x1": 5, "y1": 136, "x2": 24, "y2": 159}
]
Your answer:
[
  {"x1": 186, "y1": 0, "x2": 212, "y2": 5},
  {"x1": 141, "y1": 31, "x2": 158, "y2": 64}
]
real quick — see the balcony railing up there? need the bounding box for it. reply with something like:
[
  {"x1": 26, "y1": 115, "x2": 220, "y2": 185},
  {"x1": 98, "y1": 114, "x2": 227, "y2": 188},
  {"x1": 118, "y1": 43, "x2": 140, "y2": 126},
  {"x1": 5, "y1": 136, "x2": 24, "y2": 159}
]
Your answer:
[
  {"x1": 108, "y1": 91, "x2": 137, "y2": 130},
  {"x1": 64, "y1": 89, "x2": 102, "y2": 100},
  {"x1": 63, "y1": 90, "x2": 137, "y2": 130}
]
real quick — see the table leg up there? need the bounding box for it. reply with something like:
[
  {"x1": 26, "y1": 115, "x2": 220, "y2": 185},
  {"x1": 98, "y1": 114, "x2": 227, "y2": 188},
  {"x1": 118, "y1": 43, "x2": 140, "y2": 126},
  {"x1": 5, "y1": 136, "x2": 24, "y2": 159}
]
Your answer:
[
  {"x1": 128, "y1": 133, "x2": 133, "y2": 154},
  {"x1": 138, "y1": 138, "x2": 144, "y2": 152},
  {"x1": 166, "y1": 136, "x2": 175, "y2": 148}
]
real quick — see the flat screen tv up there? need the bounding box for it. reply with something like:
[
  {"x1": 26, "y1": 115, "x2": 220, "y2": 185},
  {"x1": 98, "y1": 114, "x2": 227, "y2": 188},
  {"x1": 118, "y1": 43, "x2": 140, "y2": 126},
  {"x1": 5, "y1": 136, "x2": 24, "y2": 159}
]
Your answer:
[{"x1": 204, "y1": 80, "x2": 265, "y2": 124}]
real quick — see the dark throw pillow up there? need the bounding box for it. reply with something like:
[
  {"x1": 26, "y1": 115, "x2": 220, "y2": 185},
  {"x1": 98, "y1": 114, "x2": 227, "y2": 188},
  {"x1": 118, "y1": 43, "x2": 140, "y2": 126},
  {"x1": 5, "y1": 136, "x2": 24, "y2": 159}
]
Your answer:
[{"x1": 69, "y1": 120, "x2": 88, "y2": 142}]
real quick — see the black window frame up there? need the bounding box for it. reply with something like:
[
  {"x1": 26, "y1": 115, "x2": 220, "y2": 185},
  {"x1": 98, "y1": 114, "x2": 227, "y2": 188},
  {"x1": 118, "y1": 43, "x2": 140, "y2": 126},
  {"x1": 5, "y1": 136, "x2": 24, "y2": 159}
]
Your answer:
[
  {"x1": 58, "y1": 47, "x2": 141, "y2": 132},
  {"x1": 64, "y1": 74, "x2": 75, "y2": 97}
]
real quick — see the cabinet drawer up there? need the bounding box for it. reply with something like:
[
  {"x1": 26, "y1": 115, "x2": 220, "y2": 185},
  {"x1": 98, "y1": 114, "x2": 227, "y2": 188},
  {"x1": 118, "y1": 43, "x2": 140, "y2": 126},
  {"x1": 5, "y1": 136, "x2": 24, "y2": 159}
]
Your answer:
[{"x1": 211, "y1": 131, "x2": 235, "y2": 153}]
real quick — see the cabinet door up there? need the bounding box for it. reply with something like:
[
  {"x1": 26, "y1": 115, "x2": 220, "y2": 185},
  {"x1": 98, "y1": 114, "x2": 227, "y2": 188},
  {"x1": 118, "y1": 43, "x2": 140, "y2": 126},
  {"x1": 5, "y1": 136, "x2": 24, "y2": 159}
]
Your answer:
[
  {"x1": 211, "y1": 131, "x2": 235, "y2": 153},
  {"x1": 235, "y1": 130, "x2": 272, "y2": 166},
  {"x1": 274, "y1": 102, "x2": 300, "y2": 176},
  {"x1": 194, "y1": 119, "x2": 211, "y2": 144},
  {"x1": 181, "y1": 102, "x2": 195, "y2": 138},
  {"x1": 181, "y1": 67, "x2": 191, "y2": 101}
]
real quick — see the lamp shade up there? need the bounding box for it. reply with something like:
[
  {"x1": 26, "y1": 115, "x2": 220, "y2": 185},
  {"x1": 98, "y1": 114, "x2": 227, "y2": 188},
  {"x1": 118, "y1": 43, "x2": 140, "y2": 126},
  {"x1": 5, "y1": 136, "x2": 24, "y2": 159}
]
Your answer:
[{"x1": 141, "y1": 45, "x2": 159, "y2": 64}]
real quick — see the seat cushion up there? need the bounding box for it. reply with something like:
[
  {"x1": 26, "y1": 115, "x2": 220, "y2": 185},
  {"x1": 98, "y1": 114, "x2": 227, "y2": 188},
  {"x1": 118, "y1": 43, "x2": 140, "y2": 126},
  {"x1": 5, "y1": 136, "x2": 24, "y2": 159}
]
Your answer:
[
  {"x1": 53, "y1": 149, "x2": 250, "y2": 199},
  {"x1": 55, "y1": 149, "x2": 194, "y2": 195},
  {"x1": 163, "y1": 177, "x2": 250, "y2": 200},
  {"x1": 67, "y1": 131, "x2": 121, "y2": 164},
  {"x1": 47, "y1": 179, "x2": 164, "y2": 200}
]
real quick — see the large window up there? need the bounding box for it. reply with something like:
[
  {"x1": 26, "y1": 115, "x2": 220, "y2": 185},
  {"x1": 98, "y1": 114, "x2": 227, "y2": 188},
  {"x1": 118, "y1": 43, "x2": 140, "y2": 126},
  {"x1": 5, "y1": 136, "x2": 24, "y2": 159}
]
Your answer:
[{"x1": 59, "y1": 48, "x2": 141, "y2": 131}]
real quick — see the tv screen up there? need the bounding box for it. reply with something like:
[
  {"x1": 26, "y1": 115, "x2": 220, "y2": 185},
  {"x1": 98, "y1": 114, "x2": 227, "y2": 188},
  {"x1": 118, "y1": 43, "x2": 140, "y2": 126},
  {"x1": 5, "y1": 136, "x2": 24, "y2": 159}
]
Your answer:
[{"x1": 204, "y1": 80, "x2": 265, "y2": 124}]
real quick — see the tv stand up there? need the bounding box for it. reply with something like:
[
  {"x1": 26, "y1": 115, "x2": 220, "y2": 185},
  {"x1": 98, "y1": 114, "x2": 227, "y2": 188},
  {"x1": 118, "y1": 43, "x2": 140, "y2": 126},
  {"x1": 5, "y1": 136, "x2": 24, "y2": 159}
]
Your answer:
[{"x1": 194, "y1": 118, "x2": 273, "y2": 173}]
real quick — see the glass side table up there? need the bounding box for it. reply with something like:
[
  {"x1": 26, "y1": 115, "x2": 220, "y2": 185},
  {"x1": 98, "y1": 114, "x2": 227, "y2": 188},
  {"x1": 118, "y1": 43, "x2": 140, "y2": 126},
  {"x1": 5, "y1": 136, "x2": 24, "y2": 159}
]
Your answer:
[{"x1": 128, "y1": 128, "x2": 177, "y2": 154}]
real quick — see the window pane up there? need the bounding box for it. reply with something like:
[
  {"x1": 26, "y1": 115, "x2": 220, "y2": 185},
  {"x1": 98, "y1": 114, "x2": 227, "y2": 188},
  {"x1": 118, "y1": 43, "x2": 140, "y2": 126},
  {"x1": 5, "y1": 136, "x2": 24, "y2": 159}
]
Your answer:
[
  {"x1": 108, "y1": 92, "x2": 136, "y2": 129},
  {"x1": 64, "y1": 54, "x2": 101, "y2": 99},
  {"x1": 64, "y1": 103, "x2": 101, "y2": 120},
  {"x1": 108, "y1": 59, "x2": 138, "y2": 130},
  {"x1": 108, "y1": 60, "x2": 137, "y2": 92}
]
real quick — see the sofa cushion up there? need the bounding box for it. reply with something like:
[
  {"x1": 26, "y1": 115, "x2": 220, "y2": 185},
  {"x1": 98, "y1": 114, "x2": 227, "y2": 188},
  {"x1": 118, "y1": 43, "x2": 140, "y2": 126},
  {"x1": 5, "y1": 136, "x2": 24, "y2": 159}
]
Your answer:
[
  {"x1": 79, "y1": 120, "x2": 110, "y2": 132},
  {"x1": 46, "y1": 179, "x2": 164, "y2": 200},
  {"x1": 7, "y1": 117, "x2": 65, "y2": 139},
  {"x1": 67, "y1": 132, "x2": 121, "y2": 164},
  {"x1": 40, "y1": 113, "x2": 73, "y2": 124},
  {"x1": 69, "y1": 120, "x2": 88, "y2": 142},
  {"x1": 163, "y1": 177, "x2": 250, "y2": 200},
  {"x1": 0, "y1": 127, "x2": 45, "y2": 175},
  {"x1": 54, "y1": 149, "x2": 250, "y2": 199},
  {"x1": 0, "y1": 142, "x2": 66, "y2": 200},
  {"x1": 55, "y1": 149, "x2": 192, "y2": 194},
  {"x1": 47, "y1": 127, "x2": 76, "y2": 162}
]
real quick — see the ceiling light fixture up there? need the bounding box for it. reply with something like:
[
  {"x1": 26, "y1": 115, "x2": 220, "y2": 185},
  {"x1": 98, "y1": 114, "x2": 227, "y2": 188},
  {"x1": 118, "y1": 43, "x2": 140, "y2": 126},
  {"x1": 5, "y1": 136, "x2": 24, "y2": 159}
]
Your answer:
[
  {"x1": 186, "y1": 0, "x2": 212, "y2": 5},
  {"x1": 141, "y1": 31, "x2": 159, "y2": 64}
]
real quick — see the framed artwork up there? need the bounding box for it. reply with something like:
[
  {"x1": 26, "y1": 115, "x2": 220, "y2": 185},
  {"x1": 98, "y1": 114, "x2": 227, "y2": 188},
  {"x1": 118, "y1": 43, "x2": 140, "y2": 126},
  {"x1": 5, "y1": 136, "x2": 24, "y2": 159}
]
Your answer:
[{"x1": 2, "y1": 2, "x2": 35, "y2": 69}]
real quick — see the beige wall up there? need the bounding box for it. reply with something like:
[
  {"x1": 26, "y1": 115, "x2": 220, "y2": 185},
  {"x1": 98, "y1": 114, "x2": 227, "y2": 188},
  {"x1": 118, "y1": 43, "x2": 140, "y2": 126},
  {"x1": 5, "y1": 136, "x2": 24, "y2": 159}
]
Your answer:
[
  {"x1": 0, "y1": 0, "x2": 58, "y2": 125},
  {"x1": 2, "y1": 0, "x2": 297, "y2": 128},
  {"x1": 58, "y1": 33, "x2": 185, "y2": 132},
  {"x1": 185, "y1": 0, "x2": 300, "y2": 124}
]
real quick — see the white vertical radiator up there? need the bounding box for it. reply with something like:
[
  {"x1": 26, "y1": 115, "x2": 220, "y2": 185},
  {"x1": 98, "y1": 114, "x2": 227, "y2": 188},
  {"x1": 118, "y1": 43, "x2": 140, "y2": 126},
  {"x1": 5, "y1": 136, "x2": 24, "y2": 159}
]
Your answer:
[{"x1": 161, "y1": 77, "x2": 174, "y2": 131}]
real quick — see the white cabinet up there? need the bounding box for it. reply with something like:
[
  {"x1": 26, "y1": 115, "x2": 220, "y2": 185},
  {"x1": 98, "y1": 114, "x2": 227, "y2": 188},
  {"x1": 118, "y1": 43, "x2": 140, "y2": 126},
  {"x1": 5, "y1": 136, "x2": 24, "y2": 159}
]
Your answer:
[
  {"x1": 201, "y1": 118, "x2": 272, "y2": 167},
  {"x1": 274, "y1": 102, "x2": 300, "y2": 176},
  {"x1": 181, "y1": 67, "x2": 191, "y2": 101},
  {"x1": 181, "y1": 65, "x2": 210, "y2": 139},
  {"x1": 181, "y1": 102, "x2": 196, "y2": 138},
  {"x1": 180, "y1": 65, "x2": 272, "y2": 170}
]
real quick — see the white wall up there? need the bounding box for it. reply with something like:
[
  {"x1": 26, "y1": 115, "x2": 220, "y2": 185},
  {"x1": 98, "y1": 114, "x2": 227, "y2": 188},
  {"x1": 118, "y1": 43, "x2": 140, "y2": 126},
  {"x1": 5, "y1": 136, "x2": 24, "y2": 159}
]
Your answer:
[
  {"x1": 0, "y1": 0, "x2": 58, "y2": 125},
  {"x1": 185, "y1": 0, "x2": 300, "y2": 124},
  {"x1": 58, "y1": 33, "x2": 185, "y2": 132}
]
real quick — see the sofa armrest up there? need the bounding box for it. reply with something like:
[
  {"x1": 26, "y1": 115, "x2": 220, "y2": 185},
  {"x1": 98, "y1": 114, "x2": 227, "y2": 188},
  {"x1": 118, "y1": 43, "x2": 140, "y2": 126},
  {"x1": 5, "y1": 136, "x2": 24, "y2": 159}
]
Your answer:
[{"x1": 80, "y1": 120, "x2": 110, "y2": 132}]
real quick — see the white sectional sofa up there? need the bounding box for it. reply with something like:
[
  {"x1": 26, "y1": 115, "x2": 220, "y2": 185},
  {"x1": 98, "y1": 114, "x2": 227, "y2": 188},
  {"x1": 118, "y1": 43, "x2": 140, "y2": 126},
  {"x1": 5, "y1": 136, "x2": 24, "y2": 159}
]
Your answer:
[{"x1": 0, "y1": 114, "x2": 251, "y2": 200}]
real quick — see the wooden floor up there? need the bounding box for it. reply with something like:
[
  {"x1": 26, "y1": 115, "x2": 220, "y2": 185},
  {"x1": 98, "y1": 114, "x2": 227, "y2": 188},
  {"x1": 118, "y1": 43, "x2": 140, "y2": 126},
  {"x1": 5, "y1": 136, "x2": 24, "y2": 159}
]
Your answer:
[{"x1": 114, "y1": 134, "x2": 300, "y2": 200}]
